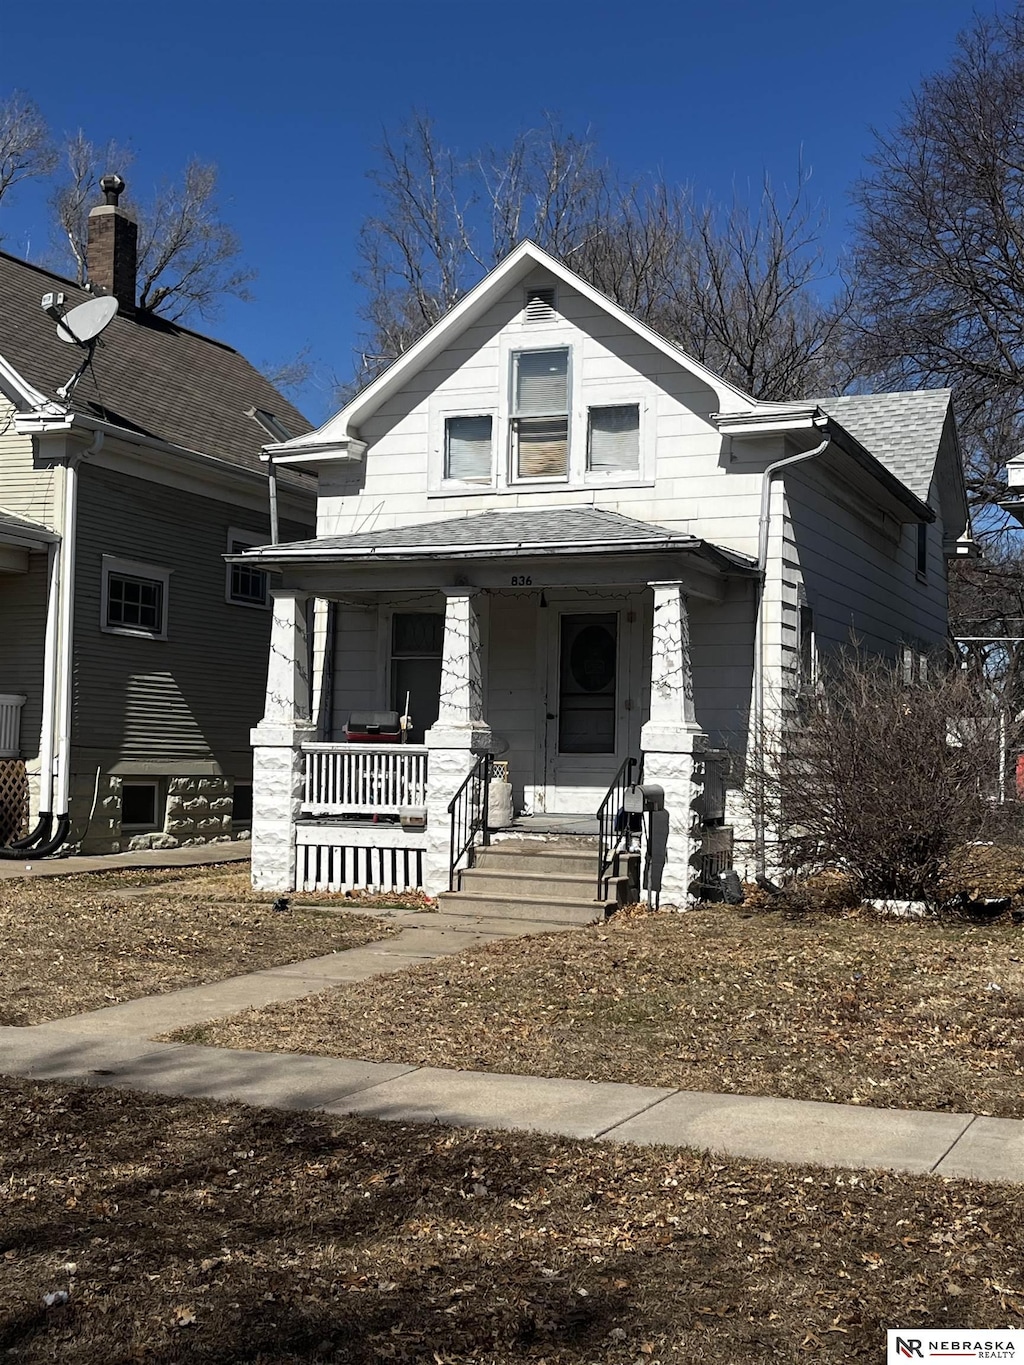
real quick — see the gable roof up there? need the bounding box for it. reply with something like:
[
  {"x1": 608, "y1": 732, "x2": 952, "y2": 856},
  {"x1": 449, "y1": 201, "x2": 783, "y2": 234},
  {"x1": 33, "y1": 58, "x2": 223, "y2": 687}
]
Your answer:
[
  {"x1": 814, "y1": 390, "x2": 955, "y2": 503},
  {"x1": 237, "y1": 506, "x2": 757, "y2": 572},
  {"x1": 265, "y1": 240, "x2": 758, "y2": 461},
  {"x1": 0, "y1": 250, "x2": 314, "y2": 491}
]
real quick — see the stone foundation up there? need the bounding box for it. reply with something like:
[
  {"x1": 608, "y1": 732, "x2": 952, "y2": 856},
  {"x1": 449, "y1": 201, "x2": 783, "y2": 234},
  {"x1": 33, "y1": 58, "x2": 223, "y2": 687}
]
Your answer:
[
  {"x1": 70, "y1": 771, "x2": 123, "y2": 854},
  {"x1": 164, "y1": 775, "x2": 233, "y2": 845}
]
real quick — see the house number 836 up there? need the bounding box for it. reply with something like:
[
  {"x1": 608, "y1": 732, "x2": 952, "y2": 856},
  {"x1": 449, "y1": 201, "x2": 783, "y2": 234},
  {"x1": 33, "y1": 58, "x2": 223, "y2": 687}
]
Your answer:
[{"x1": 510, "y1": 575, "x2": 533, "y2": 586}]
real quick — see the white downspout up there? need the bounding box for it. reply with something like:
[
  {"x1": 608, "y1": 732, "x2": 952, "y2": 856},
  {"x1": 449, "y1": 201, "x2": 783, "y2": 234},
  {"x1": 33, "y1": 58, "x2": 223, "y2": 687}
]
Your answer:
[
  {"x1": 53, "y1": 431, "x2": 103, "y2": 819},
  {"x1": 36, "y1": 539, "x2": 60, "y2": 815},
  {"x1": 752, "y1": 429, "x2": 831, "y2": 873}
]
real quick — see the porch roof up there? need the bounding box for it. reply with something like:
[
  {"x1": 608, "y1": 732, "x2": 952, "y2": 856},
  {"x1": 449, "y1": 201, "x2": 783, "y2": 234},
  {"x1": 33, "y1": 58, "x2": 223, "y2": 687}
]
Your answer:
[
  {"x1": 0, "y1": 507, "x2": 58, "y2": 551},
  {"x1": 233, "y1": 507, "x2": 757, "y2": 573}
]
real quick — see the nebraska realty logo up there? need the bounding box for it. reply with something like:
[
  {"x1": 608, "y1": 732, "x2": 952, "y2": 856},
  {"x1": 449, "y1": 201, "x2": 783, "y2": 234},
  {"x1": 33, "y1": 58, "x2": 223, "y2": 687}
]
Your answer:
[{"x1": 887, "y1": 1331, "x2": 1024, "y2": 1361}]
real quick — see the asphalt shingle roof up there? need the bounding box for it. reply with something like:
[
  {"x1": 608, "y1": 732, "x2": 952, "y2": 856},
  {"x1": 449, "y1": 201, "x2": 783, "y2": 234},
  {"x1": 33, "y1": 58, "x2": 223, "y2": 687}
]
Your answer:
[
  {"x1": 0, "y1": 251, "x2": 314, "y2": 491},
  {"x1": 814, "y1": 390, "x2": 953, "y2": 502},
  {"x1": 276, "y1": 507, "x2": 698, "y2": 555}
]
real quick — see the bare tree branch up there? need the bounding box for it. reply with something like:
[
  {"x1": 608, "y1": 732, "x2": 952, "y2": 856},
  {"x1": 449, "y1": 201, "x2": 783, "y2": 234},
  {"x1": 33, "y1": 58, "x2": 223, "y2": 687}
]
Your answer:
[
  {"x1": 351, "y1": 115, "x2": 846, "y2": 401},
  {"x1": 0, "y1": 92, "x2": 56, "y2": 218},
  {"x1": 50, "y1": 142, "x2": 253, "y2": 322}
]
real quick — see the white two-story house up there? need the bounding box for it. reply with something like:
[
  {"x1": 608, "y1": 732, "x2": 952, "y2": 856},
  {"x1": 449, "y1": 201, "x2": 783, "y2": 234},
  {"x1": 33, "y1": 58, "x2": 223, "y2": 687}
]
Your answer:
[{"x1": 238, "y1": 241, "x2": 969, "y2": 907}]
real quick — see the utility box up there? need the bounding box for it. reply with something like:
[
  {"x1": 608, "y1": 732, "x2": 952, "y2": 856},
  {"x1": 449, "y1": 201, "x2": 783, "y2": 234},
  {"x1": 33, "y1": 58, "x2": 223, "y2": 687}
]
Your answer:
[{"x1": 399, "y1": 807, "x2": 426, "y2": 829}]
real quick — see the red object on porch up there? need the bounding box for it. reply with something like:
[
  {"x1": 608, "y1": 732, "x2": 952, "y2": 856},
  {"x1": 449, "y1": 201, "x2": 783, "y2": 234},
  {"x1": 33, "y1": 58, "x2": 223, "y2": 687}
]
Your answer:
[
  {"x1": 344, "y1": 710, "x2": 402, "y2": 743},
  {"x1": 1016, "y1": 752, "x2": 1024, "y2": 799}
]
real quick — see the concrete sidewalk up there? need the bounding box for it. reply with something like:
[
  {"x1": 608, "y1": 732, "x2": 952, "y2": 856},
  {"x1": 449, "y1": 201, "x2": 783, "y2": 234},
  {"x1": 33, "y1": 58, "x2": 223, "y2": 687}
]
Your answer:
[
  {"x1": 0, "y1": 840, "x2": 251, "y2": 879},
  {"x1": 3, "y1": 1022, "x2": 1021, "y2": 1182},
  {"x1": 0, "y1": 872, "x2": 1021, "y2": 1182}
]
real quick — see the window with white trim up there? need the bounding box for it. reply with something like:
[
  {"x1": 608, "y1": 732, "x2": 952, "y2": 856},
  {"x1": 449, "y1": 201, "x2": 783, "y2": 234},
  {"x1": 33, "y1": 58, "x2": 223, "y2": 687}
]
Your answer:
[
  {"x1": 444, "y1": 415, "x2": 493, "y2": 484},
  {"x1": 101, "y1": 556, "x2": 170, "y2": 639},
  {"x1": 587, "y1": 404, "x2": 640, "y2": 473},
  {"x1": 226, "y1": 529, "x2": 269, "y2": 608},
  {"x1": 511, "y1": 347, "x2": 569, "y2": 481}
]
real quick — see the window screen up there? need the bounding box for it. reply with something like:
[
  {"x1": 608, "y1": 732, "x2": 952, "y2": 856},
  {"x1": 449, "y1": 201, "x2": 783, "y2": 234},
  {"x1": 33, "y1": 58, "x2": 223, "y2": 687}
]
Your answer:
[
  {"x1": 588, "y1": 405, "x2": 640, "y2": 471},
  {"x1": 445, "y1": 415, "x2": 492, "y2": 482}
]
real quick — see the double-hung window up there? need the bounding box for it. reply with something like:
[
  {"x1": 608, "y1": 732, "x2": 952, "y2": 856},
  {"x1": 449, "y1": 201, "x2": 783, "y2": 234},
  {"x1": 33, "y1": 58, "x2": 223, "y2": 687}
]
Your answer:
[{"x1": 511, "y1": 348, "x2": 569, "y2": 480}]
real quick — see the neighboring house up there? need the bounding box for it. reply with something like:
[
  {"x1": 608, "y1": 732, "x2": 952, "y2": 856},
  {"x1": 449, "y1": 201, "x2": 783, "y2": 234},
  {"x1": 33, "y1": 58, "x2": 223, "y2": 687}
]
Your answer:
[
  {"x1": 238, "y1": 240, "x2": 971, "y2": 903},
  {"x1": 0, "y1": 179, "x2": 315, "y2": 855}
]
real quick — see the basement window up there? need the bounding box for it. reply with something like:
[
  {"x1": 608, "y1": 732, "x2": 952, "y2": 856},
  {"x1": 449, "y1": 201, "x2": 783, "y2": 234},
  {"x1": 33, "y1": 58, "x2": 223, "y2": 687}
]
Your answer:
[
  {"x1": 121, "y1": 780, "x2": 161, "y2": 831},
  {"x1": 232, "y1": 783, "x2": 253, "y2": 825}
]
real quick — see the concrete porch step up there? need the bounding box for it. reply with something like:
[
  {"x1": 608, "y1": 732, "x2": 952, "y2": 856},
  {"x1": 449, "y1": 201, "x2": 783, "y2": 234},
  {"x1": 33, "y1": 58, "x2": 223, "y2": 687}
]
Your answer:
[
  {"x1": 436, "y1": 889, "x2": 614, "y2": 926},
  {"x1": 475, "y1": 839, "x2": 600, "y2": 877},
  {"x1": 457, "y1": 865, "x2": 628, "y2": 902}
]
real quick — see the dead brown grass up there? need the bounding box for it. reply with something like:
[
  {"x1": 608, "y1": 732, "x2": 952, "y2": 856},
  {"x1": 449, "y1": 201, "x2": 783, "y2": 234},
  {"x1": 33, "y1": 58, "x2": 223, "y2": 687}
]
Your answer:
[
  {"x1": 1, "y1": 1076, "x2": 1022, "y2": 1363},
  {"x1": 0, "y1": 866, "x2": 394, "y2": 1026},
  {"x1": 183, "y1": 907, "x2": 1024, "y2": 1117}
]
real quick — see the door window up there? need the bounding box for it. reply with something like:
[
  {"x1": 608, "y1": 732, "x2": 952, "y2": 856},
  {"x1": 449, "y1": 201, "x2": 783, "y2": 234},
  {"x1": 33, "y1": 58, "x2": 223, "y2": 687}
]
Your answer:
[{"x1": 558, "y1": 614, "x2": 617, "y2": 754}]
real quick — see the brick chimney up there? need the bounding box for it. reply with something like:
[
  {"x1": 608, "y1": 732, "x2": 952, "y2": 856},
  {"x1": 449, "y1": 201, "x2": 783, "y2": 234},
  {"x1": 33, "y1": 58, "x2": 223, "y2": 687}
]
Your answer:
[{"x1": 87, "y1": 174, "x2": 137, "y2": 314}]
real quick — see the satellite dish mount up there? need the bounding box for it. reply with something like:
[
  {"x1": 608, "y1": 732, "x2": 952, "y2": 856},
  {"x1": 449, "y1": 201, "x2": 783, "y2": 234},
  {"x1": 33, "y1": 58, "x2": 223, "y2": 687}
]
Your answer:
[{"x1": 44, "y1": 294, "x2": 119, "y2": 401}]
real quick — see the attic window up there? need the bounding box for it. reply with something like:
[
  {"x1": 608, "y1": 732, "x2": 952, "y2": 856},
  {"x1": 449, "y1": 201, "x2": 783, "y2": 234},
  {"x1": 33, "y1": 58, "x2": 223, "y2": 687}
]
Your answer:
[
  {"x1": 247, "y1": 407, "x2": 292, "y2": 442},
  {"x1": 524, "y1": 287, "x2": 556, "y2": 323}
]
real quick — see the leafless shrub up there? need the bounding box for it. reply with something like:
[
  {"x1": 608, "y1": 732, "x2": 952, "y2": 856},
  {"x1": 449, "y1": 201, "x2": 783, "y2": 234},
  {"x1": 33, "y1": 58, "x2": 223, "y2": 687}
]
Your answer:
[{"x1": 752, "y1": 649, "x2": 1020, "y2": 902}]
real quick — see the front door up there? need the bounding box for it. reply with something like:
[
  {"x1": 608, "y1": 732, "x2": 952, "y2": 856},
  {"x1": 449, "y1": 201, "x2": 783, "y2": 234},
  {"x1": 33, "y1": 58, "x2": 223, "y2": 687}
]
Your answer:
[{"x1": 544, "y1": 605, "x2": 638, "y2": 813}]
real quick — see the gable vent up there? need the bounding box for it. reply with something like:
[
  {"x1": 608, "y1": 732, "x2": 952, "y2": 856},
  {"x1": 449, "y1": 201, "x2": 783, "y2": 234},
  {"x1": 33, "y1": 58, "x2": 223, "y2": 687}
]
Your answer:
[{"x1": 524, "y1": 287, "x2": 556, "y2": 323}]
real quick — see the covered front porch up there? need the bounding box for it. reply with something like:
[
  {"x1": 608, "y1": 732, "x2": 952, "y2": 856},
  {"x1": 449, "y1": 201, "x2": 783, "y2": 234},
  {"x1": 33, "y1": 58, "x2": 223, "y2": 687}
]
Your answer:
[{"x1": 245, "y1": 509, "x2": 756, "y2": 902}]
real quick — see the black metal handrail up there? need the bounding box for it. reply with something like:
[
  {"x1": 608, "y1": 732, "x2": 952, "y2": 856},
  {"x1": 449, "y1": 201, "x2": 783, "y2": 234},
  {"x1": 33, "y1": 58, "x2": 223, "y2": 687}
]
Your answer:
[
  {"x1": 447, "y1": 753, "x2": 493, "y2": 892},
  {"x1": 596, "y1": 754, "x2": 643, "y2": 901}
]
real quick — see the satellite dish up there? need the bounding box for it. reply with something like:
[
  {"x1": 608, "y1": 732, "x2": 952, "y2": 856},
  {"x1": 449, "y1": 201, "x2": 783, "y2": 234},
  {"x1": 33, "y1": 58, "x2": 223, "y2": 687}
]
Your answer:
[{"x1": 56, "y1": 296, "x2": 118, "y2": 346}]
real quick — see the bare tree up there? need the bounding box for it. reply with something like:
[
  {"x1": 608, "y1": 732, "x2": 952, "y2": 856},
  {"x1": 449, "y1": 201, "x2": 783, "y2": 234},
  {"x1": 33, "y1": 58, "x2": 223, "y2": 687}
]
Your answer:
[
  {"x1": 752, "y1": 648, "x2": 1012, "y2": 902},
  {"x1": 0, "y1": 92, "x2": 56, "y2": 214},
  {"x1": 51, "y1": 137, "x2": 254, "y2": 322},
  {"x1": 851, "y1": 7, "x2": 1024, "y2": 524},
  {"x1": 51, "y1": 130, "x2": 134, "y2": 285},
  {"x1": 352, "y1": 115, "x2": 846, "y2": 400}
]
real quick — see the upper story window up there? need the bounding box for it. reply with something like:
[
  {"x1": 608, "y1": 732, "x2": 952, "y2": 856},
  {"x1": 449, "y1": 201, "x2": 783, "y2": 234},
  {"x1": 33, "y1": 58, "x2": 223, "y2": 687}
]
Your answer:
[
  {"x1": 445, "y1": 415, "x2": 493, "y2": 484},
  {"x1": 226, "y1": 528, "x2": 270, "y2": 608},
  {"x1": 511, "y1": 347, "x2": 569, "y2": 481},
  {"x1": 101, "y1": 555, "x2": 169, "y2": 640},
  {"x1": 588, "y1": 404, "x2": 640, "y2": 473}
]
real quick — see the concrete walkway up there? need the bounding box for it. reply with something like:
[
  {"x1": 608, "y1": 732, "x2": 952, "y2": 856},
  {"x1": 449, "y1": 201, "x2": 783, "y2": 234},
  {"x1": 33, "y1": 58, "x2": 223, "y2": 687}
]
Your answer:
[
  {"x1": 0, "y1": 896, "x2": 1022, "y2": 1182},
  {"x1": 0, "y1": 840, "x2": 251, "y2": 879}
]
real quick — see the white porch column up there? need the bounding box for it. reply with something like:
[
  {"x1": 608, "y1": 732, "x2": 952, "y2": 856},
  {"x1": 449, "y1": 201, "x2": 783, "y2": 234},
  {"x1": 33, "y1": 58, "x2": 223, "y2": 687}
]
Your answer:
[
  {"x1": 640, "y1": 581, "x2": 707, "y2": 906},
  {"x1": 251, "y1": 588, "x2": 313, "y2": 891},
  {"x1": 423, "y1": 587, "x2": 491, "y2": 895}
]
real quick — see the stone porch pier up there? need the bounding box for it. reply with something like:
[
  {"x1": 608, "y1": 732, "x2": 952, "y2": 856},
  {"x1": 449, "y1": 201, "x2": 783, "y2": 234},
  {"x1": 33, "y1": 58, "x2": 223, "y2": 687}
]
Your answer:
[{"x1": 640, "y1": 580, "x2": 706, "y2": 905}]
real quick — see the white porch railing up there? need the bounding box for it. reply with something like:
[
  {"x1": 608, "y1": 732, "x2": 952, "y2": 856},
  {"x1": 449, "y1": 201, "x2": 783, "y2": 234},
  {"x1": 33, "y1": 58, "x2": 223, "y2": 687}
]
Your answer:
[
  {"x1": 301, "y1": 742, "x2": 429, "y2": 817},
  {"x1": 0, "y1": 695, "x2": 26, "y2": 759}
]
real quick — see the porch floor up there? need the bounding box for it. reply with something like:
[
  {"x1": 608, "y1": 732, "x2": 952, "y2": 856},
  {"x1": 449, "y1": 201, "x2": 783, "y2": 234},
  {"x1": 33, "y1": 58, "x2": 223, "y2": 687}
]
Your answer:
[{"x1": 504, "y1": 814, "x2": 599, "y2": 837}]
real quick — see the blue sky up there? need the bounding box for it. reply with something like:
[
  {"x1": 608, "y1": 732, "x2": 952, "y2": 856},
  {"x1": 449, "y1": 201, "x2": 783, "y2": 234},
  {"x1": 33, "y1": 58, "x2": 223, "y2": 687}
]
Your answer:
[{"x1": 0, "y1": 0, "x2": 998, "y2": 424}]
